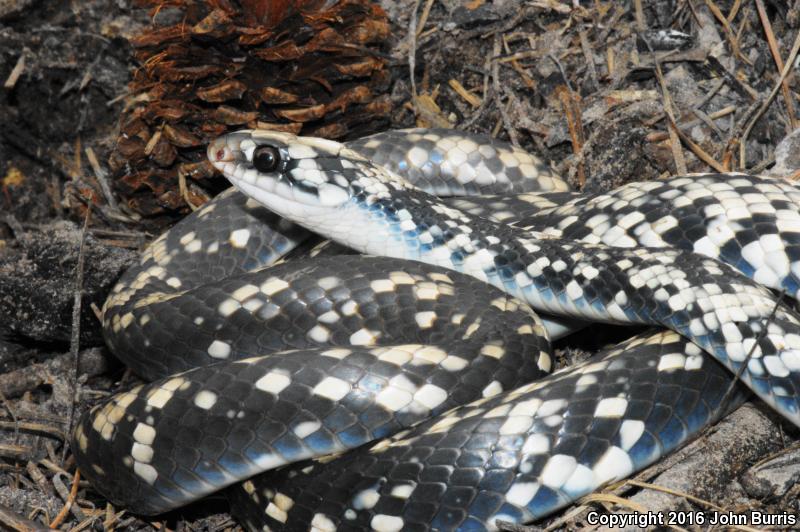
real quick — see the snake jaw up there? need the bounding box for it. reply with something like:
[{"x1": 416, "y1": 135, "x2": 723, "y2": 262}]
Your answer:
[
  {"x1": 207, "y1": 139, "x2": 233, "y2": 164},
  {"x1": 209, "y1": 130, "x2": 360, "y2": 214},
  {"x1": 208, "y1": 130, "x2": 256, "y2": 161}
]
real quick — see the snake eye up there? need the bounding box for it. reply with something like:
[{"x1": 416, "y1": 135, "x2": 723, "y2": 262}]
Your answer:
[{"x1": 253, "y1": 146, "x2": 281, "y2": 173}]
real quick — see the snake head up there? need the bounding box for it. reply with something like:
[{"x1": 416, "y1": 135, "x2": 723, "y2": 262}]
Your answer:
[{"x1": 207, "y1": 130, "x2": 387, "y2": 221}]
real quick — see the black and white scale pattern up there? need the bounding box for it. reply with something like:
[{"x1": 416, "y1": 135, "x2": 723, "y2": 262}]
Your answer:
[
  {"x1": 518, "y1": 174, "x2": 800, "y2": 298},
  {"x1": 76, "y1": 129, "x2": 573, "y2": 518},
  {"x1": 81, "y1": 255, "x2": 553, "y2": 513},
  {"x1": 103, "y1": 131, "x2": 567, "y2": 381},
  {"x1": 450, "y1": 175, "x2": 800, "y2": 299},
  {"x1": 72, "y1": 128, "x2": 800, "y2": 531},
  {"x1": 445, "y1": 192, "x2": 567, "y2": 224},
  {"x1": 347, "y1": 128, "x2": 570, "y2": 196},
  {"x1": 211, "y1": 130, "x2": 800, "y2": 428},
  {"x1": 229, "y1": 331, "x2": 746, "y2": 532},
  {"x1": 103, "y1": 188, "x2": 310, "y2": 380}
]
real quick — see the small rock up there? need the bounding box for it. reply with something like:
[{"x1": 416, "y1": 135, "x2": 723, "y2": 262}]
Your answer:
[
  {"x1": 582, "y1": 117, "x2": 662, "y2": 193},
  {"x1": 450, "y1": 3, "x2": 502, "y2": 28},
  {"x1": 0, "y1": 0, "x2": 35, "y2": 21},
  {"x1": 694, "y1": 5, "x2": 726, "y2": 59},
  {"x1": 664, "y1": 65, "x2": 703, "y2": 110},
  {"x1": 742, "y1": 447, "x2": 800, "y2": 500},
  {"x1": 0, "y1": 221, "x2": 137, "y2": 345},
  {"x1": 767, "y1": 128, "x2": 800, "y2": 177}
]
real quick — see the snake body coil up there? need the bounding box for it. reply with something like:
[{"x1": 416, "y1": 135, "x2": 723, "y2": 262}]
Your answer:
[{"x1": 72, "y1": 128, "x2": 800, "y2": 531}]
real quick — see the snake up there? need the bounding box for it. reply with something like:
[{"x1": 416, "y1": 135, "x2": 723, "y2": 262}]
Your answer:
[{"x1": 70, "y1": 128, "x2": 800, "y2": 531}]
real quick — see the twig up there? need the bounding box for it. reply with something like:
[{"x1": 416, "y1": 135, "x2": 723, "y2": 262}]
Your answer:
[
  {"x1": 0, "y1": 443, "x2": 33, "y2": 460},
  {"x1": 38, "y1": 459, "x2": 70, "y2": 477},
  {"x1": 102, "y1": 508, "x2": 127, "y2": 530},
  {"x1": 26, "y1": 462, "x2": 54, "y2": 498},
  {"x1": 740, "y1": 29, "x2": 800, "y2": 168},
  {"x1": 578, "y1": 31, "x2": 598, "y2": 91},
  {"x1": 645, "y1": 37, "x2": 687, "y2": 175},
  {"x1": 704, "y1": 0, "x2": 750, "y2": 65},
  {"x1": 689, "y1": 106, "x2": 724, "y2": 139},
  {"x1": 492, "y1": 35, "x2": 519, "y2": 146},
  {"x1": 49, "y1": 470, "x2": 81, "y2": 529},
  {"x1": 749, "y1": 440, "x2": 800, "y2": 470},
  {"x1": 684, "y1": 0, "x2": 702, "y2": 26},
  {"x1": 726, "y1": 0, "x2": 742, "y2": 22},
  {"x1": 578, "y1": 493, "x2": 652, "y2": 516},
  {"x1": 547, "y1": 53, "x2": 573, "y2": 93},
  {"x1": 754, "y1": 0, "x2": 798, "y2": 130},
  {"x1": 527, "y1": 0, "x2": 570, "y2": 14},
  {"x1": 415, "y1": 0, "x2": 435, "y2": 38},
  {"x1": 62, "y1": 202, "x2": 92, "y2": 463},
  {"x1": 448, "y1": 79, "x2": 481, "y2": 108},
  {"x1": 704, "y1": 55, "x2": 757, "y2": 100},
  {"x1": 105, "y1": 88, "x2": 130, "y2": 107},
  {"x1": 461, "y1": 88, "x2": 493, "y2": 130},
  {"x1": 0, "y1": 389, "x2": 19, "y2": 443},
  {"x1": 84, "y1": 147, "x2": 118, "y2": 211},
  {"x1": 724, "y1": 99, "x2": 760, "y2": 162},
  {"x1": 0, "y1": 422, "x2": 64, "y2": 442},
  {"x1": 68, "y1": 515, "x2": 102, "y2": 532},
  {"x1": 695, "y1": 78, "x2": 726, "y2": 110},
  {"x1": 678, "y1": 134, "x2": 728, "y2": 172},
  {"x1": 645, "y1": 105, "x2": 736, "y2": 141},
  {"x1": 0, "y1": 348, "x2": 109, "y2": 400},
  {"x1": 734, "y1": 2, "x2": 751, "y2": 49},
  {"x1": 0, "y1": 503, "x2": 49, "y2": 532},
  {"x1": 644, "y1": 44, "x2": 727, "y2": 172},
  {"x1": 177, "y1": 169, "x2": 200, "y2": 211},
  {"x1": 408, "y1": 0, "x2": 422, "y2": 99},
  {"x1": 622, "y1": 481, "x2": 761, "y2": 532},
  {"x1": 746, "y1": 152, "x2": 775, "y2": 174},
  {"x1": 715, "y1": 291, "x2": 785, "y2": 423},
  {"x1": 624, "y1": 479, "x2": 724, "y2": 511},
  {"x1": 502, "y1": 35, "x2": 536, "y2": 91},
  {"x1": 556, "y1": 87, "x2": 586, "y2": 187},
  {"x1": 633, "y1": 0, "x2": 645, "y2": 31},
  {"x1": 3, "y1": 52, "x2": 26, "y2": 90},
  {"x1": 597, "y1": 4, "x2": 627, "y2": 45}
]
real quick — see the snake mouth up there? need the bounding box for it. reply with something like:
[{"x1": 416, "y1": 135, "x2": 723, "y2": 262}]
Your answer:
[
  {"x1": 207, "y1": 135, "x2": 239, "y2": 172},
  {"x1": 208, "y1": 131, "x2": 356, "y2": 212}
]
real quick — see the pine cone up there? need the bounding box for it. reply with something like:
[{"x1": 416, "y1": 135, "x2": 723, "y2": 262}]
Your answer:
[{"x1": 110, "y1": 0, "x2": 391, "y2": 219}]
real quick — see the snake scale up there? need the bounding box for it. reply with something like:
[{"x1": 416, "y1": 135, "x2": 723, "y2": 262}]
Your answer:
[{"x1": 71, "y1": 128, "x2": 800, "y2": 531}]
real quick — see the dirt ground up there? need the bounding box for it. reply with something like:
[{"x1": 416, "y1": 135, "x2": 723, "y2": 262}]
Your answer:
[{"x1": 1, "y1": 0, "x2": 799, "y2": 530}]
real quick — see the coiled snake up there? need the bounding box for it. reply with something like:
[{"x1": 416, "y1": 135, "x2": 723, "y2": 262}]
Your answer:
[{"x1": 72, "y1": 128, "x2": 800, "y2": 531}]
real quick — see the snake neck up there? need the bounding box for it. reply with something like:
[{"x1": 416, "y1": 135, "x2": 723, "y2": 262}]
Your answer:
[
  {"x1": 338, "y1": 186, "x2": 518, "y2": 269},
  {"x1": 319, "y1": 187, "x2": 631, "y2": 324}
]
